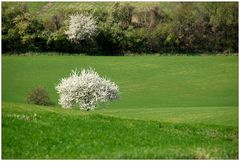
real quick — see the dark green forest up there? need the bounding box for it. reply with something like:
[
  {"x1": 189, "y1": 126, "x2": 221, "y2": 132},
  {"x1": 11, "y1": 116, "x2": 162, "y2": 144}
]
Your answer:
[{"x1": 2, "y1": 2, "x2": 238, "y2": 55}]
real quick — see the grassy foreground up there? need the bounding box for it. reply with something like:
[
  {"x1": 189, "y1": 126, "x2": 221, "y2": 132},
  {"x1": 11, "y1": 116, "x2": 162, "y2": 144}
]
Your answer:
[
  {"x1": 2, "y1": 102, "x2": 238, "y2": 159},
  {"x1": 2, "y1": 55, "x2": 238, "y2": 159}
]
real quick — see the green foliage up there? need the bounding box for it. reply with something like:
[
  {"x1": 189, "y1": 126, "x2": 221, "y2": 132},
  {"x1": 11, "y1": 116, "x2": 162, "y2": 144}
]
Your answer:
[
  {"x1": 13, "y1": 13, "x2": 44, "y2": 44},
  {"x1": 2, "y1": 2, "x2": 238, "y2": 54},
  {"x1": 112, "y1": 3, "x2": 134, "y2": 29},
  {"x1": 26, "y1": 86, "x2": 52, "y2": 106},
  {"x1": 96, "y1": 21, "x2": 126, "y2": 55},
  {"x1": 132, "y1": 6, "x2": 168, "y2": 29},
  {"x1": 2, "y1": 4, "x2": 27, "y2": 53},
  {"x1": 2, "y1": 4, "x2": 46, "y2": 53},
  {"x1": 208, "y1": 3, "x2": 238, "y2": 52},
  {"x1": 166, "y1": 2, "x2": 238, "y2": 53},
  {"x1": 47, "y1": 28, "x2": 71, "y2": 52},
  {"x1": 2, "y1": 102, "x2": 238, "y2": 159},
  {"x1": 44, "y1": 12, "x2": 65, "y2": 32}
]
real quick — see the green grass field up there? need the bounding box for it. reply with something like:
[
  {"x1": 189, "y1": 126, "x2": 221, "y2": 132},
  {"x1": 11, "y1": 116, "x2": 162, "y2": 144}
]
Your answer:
[
  {"x1": 4, "y1": 2, "x2": 176, "y2": 20},
  {"x1": 2, "y1": 55, "x2": 238, "y2": 159}
]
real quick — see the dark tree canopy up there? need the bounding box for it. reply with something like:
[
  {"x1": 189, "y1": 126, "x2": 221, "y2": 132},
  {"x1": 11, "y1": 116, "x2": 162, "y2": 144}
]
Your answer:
[{"x1": 2, "y1": 2, "x2": 238, "y2": 55}]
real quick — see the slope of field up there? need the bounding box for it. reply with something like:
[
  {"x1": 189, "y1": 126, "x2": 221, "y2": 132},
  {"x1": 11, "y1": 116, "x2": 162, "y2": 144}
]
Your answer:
[
  {"x1": 2, "y1": 55, "x2": 238, "y2": 126},
  {"x1": 2, "y1": 55, "x2": 238, "y2": 159},
  {"x1": 2, "y1": 102, "x2": 238, "y2": 159},
  {"x1": 3, "y1": 2, "x2": 176, "y2": 20},
  {"x1": 96, "y1": 106, "x2": 238, "y2": 127},
  {"x1": 4, "y1": 2, "x2": 47, "y2": 13}
]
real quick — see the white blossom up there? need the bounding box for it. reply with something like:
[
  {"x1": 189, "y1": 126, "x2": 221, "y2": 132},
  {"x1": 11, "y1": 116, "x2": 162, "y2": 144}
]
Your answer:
[
  {"x1": 55, "y1": 68, "x2": 119, "y2": 110},
  {"x1": 7, "y1": 113, "x2": 39, "y2": 121},
  {"x1": 65, "y1": 13, "x2": 98, "y2": 42}
]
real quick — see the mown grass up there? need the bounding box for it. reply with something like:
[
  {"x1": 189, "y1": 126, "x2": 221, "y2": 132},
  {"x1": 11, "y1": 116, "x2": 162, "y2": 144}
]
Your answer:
[
  {"x1": 2, "y1": 56, "x2": 238, "y2": 113},
  {"x1": 2, "y1": 55, "x2": 238, "y2": 158},
  {"x1": 2, "y1": 102, "x2": 238, "y2": 159},
  {"x1": 95, "y1": 106, "x2": 238, "y2": 127},
  {"x1": 2, "y1": 55, "x2": 238, "y2": 126}
]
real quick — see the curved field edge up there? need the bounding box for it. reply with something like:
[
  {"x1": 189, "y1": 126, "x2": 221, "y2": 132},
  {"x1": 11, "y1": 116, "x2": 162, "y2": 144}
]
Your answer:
[
  {"x1": 95, "y1": 105, "x2": 238, "y2": 127},
  {"x1": 2, "y1": 55, "x2": 238, "y2": 127},
  {"x1": 2, "y1": 102, "x2": 238, "y2": 159}
]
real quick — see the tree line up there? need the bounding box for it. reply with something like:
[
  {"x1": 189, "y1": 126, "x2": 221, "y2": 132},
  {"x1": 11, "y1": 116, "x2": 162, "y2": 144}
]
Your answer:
[{"x1": 2, "y1": 2, "x2": 238, "y2": 55}]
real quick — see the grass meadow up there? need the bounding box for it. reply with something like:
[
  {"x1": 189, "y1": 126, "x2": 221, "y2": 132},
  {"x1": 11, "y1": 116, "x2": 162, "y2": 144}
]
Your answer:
[
  {"x1": 2, "y1": 55, "x2": 238, "y2": 159},
  {"x1": 6, "y1": 2, "x2": 176, "y2": 20}
]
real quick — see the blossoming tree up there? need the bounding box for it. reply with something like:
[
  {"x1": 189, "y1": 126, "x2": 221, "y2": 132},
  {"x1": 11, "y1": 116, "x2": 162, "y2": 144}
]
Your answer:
[
  {"x1": 65, "y1": 13, "x2": 98, "y2": 43},
  {"x1": 56, "y1": 68, "x2": 119, "y2": 110}
]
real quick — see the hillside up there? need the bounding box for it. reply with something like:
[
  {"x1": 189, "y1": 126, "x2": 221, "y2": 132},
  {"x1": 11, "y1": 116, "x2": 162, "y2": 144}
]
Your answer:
[
  {"x1": 2, "y1": 55, "x2": 238, "y2": 159},
  {"x1": 3, "y1": 56, "x2": 238, "y2": 107},
  {"x1": 2, "y1": 55, "x2": 238, "y2": 126},
  {"x1": 4, "y1": 2, "x2": 176, "y2": 20},
  {"x1": 2, "y1": 1, "x2": 239, "y2": 159},
  {"x1": 2, "y1": 102, "x2": 238, "y2": 159}
]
